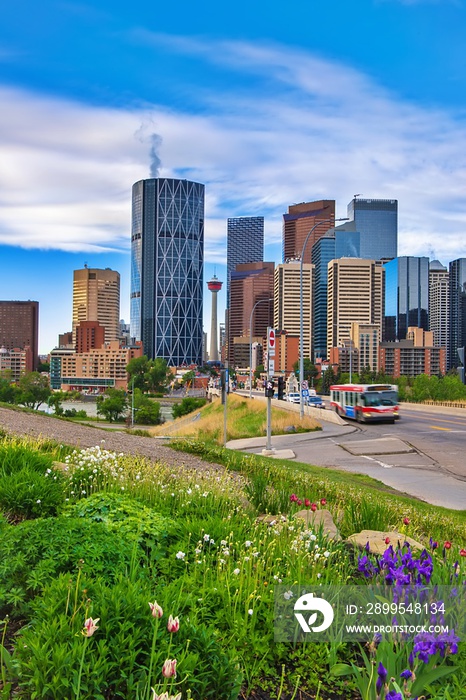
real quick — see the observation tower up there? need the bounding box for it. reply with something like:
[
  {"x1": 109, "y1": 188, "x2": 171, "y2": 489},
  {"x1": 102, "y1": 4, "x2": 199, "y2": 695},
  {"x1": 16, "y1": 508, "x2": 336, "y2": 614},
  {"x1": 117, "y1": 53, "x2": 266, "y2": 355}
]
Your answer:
[{"x1": 207, "y1": 274, "x2": 223, "y2": 362}]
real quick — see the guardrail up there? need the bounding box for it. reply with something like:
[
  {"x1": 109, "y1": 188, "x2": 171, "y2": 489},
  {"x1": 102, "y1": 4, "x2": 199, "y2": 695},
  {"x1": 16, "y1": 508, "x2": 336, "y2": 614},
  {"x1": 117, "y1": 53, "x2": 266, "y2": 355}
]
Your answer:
[{"x1": 407, "y1": 400, "x2": 466, "y2": 409}]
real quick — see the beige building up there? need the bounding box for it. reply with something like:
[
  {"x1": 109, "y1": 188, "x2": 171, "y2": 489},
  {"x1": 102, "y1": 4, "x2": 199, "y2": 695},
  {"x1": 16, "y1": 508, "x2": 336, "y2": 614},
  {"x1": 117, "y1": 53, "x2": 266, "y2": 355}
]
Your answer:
[
  {"x1": 327, "y1": 258, "x2": 384, "y2": 358},
  {"x1": 274, "y1": 262, "x2": 314, "y2": 362},
  {"x1": 0, "y1": 346, "x2": 34, "y2": 381},
  {"x1": 72, "y1": 267, "x2": 120, "y2": 345},
  {"x1": 50, "y1": 341, "x2": 143, "y2": 392},
  {"x1": 351, "y1": 322, "x2": 381, "y2": 372},
  {"x1": 428, "y1": 260, "x2": 449, "y2": 349}
]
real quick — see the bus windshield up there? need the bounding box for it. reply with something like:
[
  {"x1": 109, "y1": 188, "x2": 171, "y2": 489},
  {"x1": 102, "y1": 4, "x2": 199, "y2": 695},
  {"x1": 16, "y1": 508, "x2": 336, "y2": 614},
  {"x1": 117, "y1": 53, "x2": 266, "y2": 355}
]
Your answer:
[{"x1": 363, "y1": 391, "x2": 397, "y2": 407}]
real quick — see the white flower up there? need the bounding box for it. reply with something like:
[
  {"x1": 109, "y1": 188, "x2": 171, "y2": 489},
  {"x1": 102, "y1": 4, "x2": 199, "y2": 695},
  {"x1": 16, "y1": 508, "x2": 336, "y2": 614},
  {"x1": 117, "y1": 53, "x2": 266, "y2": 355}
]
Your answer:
[
  {"x1": 315, "y1": 553, "x2": 320, "y2": 559},
  {"x1": 324, "y1": 551, "x2": 330, "y2": 558},
  {"x1": 248, "y1": 609, "x2": 253, "y2": 615},
  {"x1": 175, "y1": 551, "x2": 186, "y2": 560},
  {"x1": 203, "y1": 534, "x2": 210, "y2": 542},
  {"x1": 186, "y1": 488, "x2": 192, "y2": 495},
  {"x1": 284, "y1": 590, "x2": 293, "y2": 600},
  {"x1": 36, "y1": 499, "x2": 41, "y2": 504},
  {"x1": 310, "y1": 534, "x2": 317, "y2": 541},
  {"x1": 221, "y1": 540, "x2": 227, "y2": 546},
  {"x1": 233, "y1": 568, "x2": 240, "y2": 575},
  {"x1": 195, "y1": 548, "x2": 202, "y2": 555},
  {"x1": 244, "y1": 556, "x2": 250, "y2": 562},
  {"x1": 317, "y1": 573, "x2": 322, "y2": 579},
  {"x1": 245, "y1": 540, "x2": 252, "y2": 548}
]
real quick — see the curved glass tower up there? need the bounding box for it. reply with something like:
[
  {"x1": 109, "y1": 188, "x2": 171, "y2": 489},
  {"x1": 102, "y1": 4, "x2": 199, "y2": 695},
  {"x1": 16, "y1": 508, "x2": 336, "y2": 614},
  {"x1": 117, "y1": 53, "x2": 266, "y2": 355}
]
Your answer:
[{"x1": 131, "y1": 178, "x2": 204, "y2": 365}]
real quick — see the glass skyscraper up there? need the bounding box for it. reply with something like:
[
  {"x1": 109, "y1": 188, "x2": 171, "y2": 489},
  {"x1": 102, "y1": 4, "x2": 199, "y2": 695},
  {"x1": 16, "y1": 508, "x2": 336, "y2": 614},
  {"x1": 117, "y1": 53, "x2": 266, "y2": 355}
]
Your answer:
[
  {"x1": 448, "y1": 258, "x2": 466, "y2": 370},
  {"x1": 336, "y1": 198, "x2": 398, "y2": 262},
  {"x1": 227, "y1": 217, "x2": 264, "y2": 307},
  {"x1": 131, "y1": 178, "x2": 204, "y2": 366},
  {"x1": 311, "y1": 230, "x2": 360, "y2": 359},
  {"x1": 383, "y1": 257, "x2": 429, "y2": 341}
]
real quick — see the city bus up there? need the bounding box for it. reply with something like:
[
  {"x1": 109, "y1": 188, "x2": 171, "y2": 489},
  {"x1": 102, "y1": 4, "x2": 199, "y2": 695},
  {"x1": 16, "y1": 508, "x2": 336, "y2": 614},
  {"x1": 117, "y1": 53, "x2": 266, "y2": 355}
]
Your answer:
[{"x1": 329, "y1": 383, "x2": 399, "y2": 423}]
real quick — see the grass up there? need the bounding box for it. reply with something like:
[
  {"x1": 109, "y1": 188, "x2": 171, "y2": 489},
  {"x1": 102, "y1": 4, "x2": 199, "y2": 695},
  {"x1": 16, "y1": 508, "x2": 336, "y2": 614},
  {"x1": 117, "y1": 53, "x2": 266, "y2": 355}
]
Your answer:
[{"x1": 149, "y1": 393, "x2": 321, "y2": 442}]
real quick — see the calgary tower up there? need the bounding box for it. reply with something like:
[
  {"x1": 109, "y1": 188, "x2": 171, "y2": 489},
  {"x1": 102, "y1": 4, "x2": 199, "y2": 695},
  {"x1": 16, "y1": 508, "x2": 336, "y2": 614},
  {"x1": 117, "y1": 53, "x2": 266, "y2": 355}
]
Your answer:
[{"x1": 207, "y1": 274, "x2": 223, "y2": 362}]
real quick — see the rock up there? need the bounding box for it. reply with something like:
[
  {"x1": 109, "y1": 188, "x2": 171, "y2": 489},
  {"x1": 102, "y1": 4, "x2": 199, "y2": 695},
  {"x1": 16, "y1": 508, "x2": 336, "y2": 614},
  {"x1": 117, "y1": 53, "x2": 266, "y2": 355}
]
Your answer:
[
  {"x1": 284, "y1": 425, "x2": 297, "y2": 433},
  {"x1": 346, "y1": 529, "x2": 424, "y2": 555},
  {"x1": 293, "y1": 508, "x2": 341, "y2": 541}
]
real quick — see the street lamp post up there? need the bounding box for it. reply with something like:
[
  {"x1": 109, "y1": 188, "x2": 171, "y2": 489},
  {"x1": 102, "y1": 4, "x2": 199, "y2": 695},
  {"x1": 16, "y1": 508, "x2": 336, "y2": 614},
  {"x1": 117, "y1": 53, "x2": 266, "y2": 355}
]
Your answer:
[
  {"x1": 249, "y1": 298, "x2": 273, "y2": 399},
  {"x1": 299, "y1": 217, "x2": 349, "y2": 418}
]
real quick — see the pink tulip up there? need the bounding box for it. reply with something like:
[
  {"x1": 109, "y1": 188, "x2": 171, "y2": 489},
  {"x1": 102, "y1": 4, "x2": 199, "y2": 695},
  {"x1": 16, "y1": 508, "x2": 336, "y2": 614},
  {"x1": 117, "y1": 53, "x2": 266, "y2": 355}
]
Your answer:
[
  {"x1": 162, "y1": 658, "x2": 177, "y2": 678},
  {"x1": 310, "y1": 503, "x2": 317, "y2": 512},
  {"x1": 149, "y1": 601, "x2": 163, "y2": 618},
  {"x1": 320, "y1": 498, "x2": 327, "y2": 506},
  {"x1": 82, "y1": 617, "x2": 99, "y2": 637},
  {"x1": 167, "y1": 615, "x2": 180, "y2": 633}
]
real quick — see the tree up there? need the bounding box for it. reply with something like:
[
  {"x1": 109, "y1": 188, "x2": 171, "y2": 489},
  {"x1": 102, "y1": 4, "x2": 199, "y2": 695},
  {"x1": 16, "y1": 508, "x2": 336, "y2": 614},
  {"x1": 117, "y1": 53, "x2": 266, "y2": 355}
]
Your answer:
[
  {"x1": 47, "y1": 391, "x2": 70, "y2": 416},
  {"x1": 0, "y1": 377, "x2": 18, "y2": 404},
  {"x1": 146, "y1": 357, "x2": 170, "y2": 393},
  {"x1": 17, "y1": 372, "x2": 51, "y2": 410},
  {"x1": 130, "y1": 388, "x2": 163, "y2": 425},
  {"x1": 253, "y1": 364, "x2": 264, "y2": 381},
  {"x1": 292, "y1": 358, "x2": 318, "y2": 384},
  {"x1": 96, "y1": 389, "x2": 128, "y2": 422},
  {"x1": 126, "y1": 356, "x2": 150, "y2": 391}
]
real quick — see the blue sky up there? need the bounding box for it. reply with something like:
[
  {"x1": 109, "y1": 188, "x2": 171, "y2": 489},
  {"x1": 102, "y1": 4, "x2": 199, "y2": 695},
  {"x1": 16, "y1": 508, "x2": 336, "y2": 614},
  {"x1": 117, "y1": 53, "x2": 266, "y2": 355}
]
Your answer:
[{"x1": 1, "y1": 0, "x2": 466, "y2": 353}]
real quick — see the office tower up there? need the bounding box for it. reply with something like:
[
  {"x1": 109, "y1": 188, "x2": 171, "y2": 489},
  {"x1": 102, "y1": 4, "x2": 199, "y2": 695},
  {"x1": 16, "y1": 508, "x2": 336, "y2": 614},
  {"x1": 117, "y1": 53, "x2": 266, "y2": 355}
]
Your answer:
[
  {"x1": 227, "y1": 217, "x2": 264, "y2": 306},
  {"x1": 448, "y1": 258, "x2": 466, "y2": 370},
  {"x1": 229, "y1": 262, "x2": 274, "y2": 367},
  {"x1": 282, "y1": 200, "x2": 335, "y2": 264},
  {"x1": 336, "y1": 198, "x2": 398, "y2": 262},
  {"x1": 0, "y1": 300, "x2": 39, "y2": 370},
  {"x1": 428, "y1": 260, "x2": 449, "y2": 349},
  {"x1": 312, "y1": 229, "x2": 361, "y2": 359},
  {"x1": 131, "y1": 178, "x2": 204, "y2": 365},
  {"x1": 72, "y1": 267, "x2": 120, "y2": 346},
  {"x1": 383, "y1": 257, "x2": 429, "y2": 341},
  {"x1": 207, "y1": 275, "x2": 223, "y2": 362},
  {"x1": 327, "y1": 258, "x2": 384, "y2": 358},
  {"x1": 274, "y1": 262, "x2": 314, "y2": 361}
]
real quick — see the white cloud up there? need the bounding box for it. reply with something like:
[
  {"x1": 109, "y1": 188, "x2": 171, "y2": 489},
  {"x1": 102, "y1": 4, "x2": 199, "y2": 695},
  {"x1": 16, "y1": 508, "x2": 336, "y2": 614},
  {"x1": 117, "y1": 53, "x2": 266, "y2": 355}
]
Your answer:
[{"x1": 1, "y1": 38, "x2": 466, "y2": 266}]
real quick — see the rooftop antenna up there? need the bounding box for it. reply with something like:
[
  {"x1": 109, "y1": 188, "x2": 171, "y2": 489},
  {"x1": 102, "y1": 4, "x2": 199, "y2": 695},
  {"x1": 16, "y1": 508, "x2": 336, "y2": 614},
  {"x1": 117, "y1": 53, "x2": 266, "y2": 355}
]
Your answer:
[{"x1": 354, "y1": 194, "x2": 362, "y2": 199}]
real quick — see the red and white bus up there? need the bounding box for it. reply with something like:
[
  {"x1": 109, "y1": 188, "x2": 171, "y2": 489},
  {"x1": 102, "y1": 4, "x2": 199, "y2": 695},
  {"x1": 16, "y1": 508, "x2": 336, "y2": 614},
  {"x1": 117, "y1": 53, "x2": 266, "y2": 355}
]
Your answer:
[{"x1": 329, "y1": 384, "x2": 399, "y2": 423}]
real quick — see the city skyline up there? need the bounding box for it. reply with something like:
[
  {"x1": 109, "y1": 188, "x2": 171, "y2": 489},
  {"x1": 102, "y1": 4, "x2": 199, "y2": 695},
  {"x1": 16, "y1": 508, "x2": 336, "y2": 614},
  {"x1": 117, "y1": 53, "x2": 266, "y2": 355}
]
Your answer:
[{"x1": 1, "y1": 0, "x2": 466, "y2": 353}]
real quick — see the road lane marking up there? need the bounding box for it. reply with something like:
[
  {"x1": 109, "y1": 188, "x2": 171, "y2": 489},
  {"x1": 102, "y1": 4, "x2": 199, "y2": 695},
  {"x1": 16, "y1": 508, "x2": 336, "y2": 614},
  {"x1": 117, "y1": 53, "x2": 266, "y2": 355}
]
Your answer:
[{"x1": 429, "y1": 426, "x2": 451, "y2": 431}]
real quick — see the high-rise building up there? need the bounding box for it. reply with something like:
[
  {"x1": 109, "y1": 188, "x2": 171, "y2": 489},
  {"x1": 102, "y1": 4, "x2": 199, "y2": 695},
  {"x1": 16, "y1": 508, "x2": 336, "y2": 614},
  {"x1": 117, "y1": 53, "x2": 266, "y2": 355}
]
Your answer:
[
  {"x1": 448, "y1": 258, "x2": 466, "y2": 370},
  {"x1": 283, "y1": 200, "x2": 335, "y2": 264},
  {"x1": 75, "y1": 321, "x2": 106, "y2": 354},
  {"x1": 274, "y1": 262, "x2": 314, "y2": 362},
  {"x1": 131, "y1": 178, "x2": 204, "y2": 365},
  {"x1": 339, "y1": 197, "x2": 398, "y2": 261},
  {"x1": 380, "y1": 328, "x2": 446, "y2": 377},
  {"x1": 229, "y1": 262, "x2": 274, "y2": 367},
  {"x1": 383, "y1": 257, "x2": 429, "y2": 341},
  {"x1": 226, "y1": 217, "x2": 264, "y2": 307},
  {"x1": 0, "y1": 300, "x2": 39, "y2": 370},
  {"x1": 428, "y1": 260, "x2": 449, "y2": 350},
  {"x1": 311, "y1": 229, "x2": 361, "y2": 359},
  {"x1": 72, "y1": 267, "x2": 120, "y2": 346},
  {"x1": 327, "y1": 258, "x2": 384, "y2": 358}
]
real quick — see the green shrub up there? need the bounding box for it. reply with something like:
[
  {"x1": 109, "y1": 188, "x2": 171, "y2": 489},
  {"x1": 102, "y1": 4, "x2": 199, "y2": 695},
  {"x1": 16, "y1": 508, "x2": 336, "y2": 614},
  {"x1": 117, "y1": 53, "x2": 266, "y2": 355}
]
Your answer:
[
  {"x1": 0, "y1": 516, "x2": 144, "y2": 619},
  {"x1": 172, "y1": 397, "x2": 207, "y2": 419},
  {"x1": 0, "y1": 467, "x2": 65, "y2": 520}
]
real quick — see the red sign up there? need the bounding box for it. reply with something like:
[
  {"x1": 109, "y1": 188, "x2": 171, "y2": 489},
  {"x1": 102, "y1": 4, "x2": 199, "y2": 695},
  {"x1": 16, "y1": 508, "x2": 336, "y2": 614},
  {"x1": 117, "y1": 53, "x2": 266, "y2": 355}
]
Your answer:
[{"x1": 268, "y1": 328, "x2": 275, "y2": 349}]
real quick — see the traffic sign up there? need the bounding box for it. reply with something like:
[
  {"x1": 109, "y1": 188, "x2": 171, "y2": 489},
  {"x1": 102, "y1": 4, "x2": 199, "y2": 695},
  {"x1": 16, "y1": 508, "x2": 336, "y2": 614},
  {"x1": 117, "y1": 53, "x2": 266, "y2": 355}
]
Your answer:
[
  {"x1": 268, "y1": 358, "x2": 275, "y2": 375},
  {"x1": 268, "y1": 328, "x2": 276, "y2": 357}
]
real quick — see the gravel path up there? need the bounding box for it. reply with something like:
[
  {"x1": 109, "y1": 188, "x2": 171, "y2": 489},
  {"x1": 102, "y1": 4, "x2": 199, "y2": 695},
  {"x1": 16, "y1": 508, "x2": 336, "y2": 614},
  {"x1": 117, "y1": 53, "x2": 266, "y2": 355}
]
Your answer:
[{"x1": 0, "y1": 406, "x2": 220, "y2": 473}]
